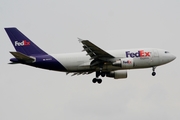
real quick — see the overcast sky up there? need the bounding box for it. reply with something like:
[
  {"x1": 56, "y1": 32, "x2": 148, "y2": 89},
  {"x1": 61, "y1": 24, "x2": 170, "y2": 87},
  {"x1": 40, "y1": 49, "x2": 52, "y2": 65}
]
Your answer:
[{"x1": 0, "y1": 0, "x2": 179, "y2": 120}]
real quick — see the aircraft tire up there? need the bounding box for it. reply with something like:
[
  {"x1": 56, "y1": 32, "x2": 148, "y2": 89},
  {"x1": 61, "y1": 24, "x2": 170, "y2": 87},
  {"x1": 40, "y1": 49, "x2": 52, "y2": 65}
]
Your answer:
[
  {"x1": 152, "y1": 72, "x2": 156, "y2": 76},
  {"x1": 97, "y1": 79, "x2": 102, "y2": 84},
  {"x1": 92, "y1": 78, "x2": 97, "y2": 83}
]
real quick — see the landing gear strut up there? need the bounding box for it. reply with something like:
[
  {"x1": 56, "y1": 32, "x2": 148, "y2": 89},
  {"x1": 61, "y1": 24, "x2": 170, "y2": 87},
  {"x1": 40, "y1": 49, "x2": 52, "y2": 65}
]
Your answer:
[
  {"x1": 152, "y1": 67, "x2": 156, "y2": 76},
  {"x1": 92, "y1": 71, "x2": 105, "y2": 84}
]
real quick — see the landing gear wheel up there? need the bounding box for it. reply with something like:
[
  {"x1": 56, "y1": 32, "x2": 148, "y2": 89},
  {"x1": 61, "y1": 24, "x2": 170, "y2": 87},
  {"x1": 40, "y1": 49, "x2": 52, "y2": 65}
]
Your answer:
[
  {"x1": 94, "y1": 71, "x2": 103, "y2": 84},
  {"x1": 92, "y1": 78, "x2": 102, "y2": 84},
  {"x1": 97, "y1": 79, "x2": 102, "y2": 84},
  {"x1": 92, "y1": 78, "x2": 97, "y2": 83},
  {"x1": 152, "y1": 72, "x2": 156, "y2": 76}
]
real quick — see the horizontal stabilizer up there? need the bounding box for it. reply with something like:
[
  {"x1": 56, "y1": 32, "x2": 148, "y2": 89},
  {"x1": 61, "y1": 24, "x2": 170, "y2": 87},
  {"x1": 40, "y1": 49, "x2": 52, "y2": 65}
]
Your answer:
[
  {"x1": 8, "y1": 62, "x2": 20, "y2": 64},
  {"x1": 10, "y1": 51, "x2": 35, "y2": 63}
]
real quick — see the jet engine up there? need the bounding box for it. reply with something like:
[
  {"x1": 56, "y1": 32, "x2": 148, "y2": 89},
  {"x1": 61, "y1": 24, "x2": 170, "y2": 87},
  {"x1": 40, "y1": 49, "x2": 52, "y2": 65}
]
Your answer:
[
  {"x1": 106, "y1": 70, "x2": 127, "y2": 79},
  {"x1": 112, "y1": 58, "x2": 134, "y2": 68}
]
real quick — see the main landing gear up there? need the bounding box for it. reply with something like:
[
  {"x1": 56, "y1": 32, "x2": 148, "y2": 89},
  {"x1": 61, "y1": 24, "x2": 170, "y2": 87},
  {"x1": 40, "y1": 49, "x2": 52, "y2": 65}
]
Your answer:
[
  {"x1": 92, "y1": 78, "x2": 102, "y2": 84},
  {"x1": 152, "y1": 66, "x2": 156, "y2": 76},
  {"x1": 92, "y1": 71, "x2": 105, "y2": 84}
]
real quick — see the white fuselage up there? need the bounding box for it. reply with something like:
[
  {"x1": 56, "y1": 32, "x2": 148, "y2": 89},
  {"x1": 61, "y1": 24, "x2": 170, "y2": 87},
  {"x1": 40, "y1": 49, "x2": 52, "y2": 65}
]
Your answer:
[{"x1": 51, "y1": 48, "x2": 175, "y2": 72}]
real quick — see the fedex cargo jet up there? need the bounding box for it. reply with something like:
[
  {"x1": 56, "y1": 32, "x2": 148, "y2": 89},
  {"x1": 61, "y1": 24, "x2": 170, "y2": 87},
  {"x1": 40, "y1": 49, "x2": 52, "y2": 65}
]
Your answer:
[{"x1": 5, "y1": 27, "x2": 176, "y2": 84}]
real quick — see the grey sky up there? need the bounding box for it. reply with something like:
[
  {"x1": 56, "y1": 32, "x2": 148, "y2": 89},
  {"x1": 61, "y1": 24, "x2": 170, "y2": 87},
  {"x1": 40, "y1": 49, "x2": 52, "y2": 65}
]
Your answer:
[{"x1": 0, "y1": 0, "x2": 179, "y2": 120}]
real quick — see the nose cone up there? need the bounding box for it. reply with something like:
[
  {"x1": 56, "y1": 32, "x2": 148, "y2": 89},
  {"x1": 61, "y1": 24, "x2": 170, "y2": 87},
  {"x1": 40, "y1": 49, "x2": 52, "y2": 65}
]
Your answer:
[
  {"x1": 165, "y1": 54, "x2": 176, "y2": 63},
  {"x1": 165, "y1": 53, "x2": 176, "y2": 64},
  {"x1": 170, "y1": 54, "x2": 176, "y2": 61},
  {"x1": 158, "y1": 50, "x2": 176, "y2": 65}
]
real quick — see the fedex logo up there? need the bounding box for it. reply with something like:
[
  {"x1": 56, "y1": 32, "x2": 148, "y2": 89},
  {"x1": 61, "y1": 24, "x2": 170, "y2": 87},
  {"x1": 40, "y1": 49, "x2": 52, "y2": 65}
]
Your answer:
[
  {"x1": 15, "y1": 40, "x2": 30, "y2": 46},
  {"x1": 126, "y1": 50, "x2": 150, "y2": 58},
  {"x1": 123, "y1": 60, "x2": 132, "y2": 64}
]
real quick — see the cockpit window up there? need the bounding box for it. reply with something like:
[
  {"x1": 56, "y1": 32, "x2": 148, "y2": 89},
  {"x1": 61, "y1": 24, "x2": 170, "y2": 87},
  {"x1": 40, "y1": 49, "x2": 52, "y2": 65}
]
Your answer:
[{"x1": 165, "y1": 51, "x2": 169, "y2": 53}]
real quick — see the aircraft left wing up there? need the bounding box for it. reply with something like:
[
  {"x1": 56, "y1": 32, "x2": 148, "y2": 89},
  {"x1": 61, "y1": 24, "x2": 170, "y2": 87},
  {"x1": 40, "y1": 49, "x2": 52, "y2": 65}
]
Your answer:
[{"x1": 78, "y1": 38, "x2": 115, "y2": 60}]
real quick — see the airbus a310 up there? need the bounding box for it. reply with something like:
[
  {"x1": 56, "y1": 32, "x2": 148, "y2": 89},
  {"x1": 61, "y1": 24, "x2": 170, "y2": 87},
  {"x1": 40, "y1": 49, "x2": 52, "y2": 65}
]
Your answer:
[{"x1": 5, "y1": 28, "x2": 176, "y2": 84}]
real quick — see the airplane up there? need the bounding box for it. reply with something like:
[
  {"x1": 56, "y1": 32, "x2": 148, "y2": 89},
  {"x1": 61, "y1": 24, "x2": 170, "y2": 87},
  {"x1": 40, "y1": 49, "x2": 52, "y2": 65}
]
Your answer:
[{"x1": 5, "y1": 27, "x2": 176, "y2": 84}]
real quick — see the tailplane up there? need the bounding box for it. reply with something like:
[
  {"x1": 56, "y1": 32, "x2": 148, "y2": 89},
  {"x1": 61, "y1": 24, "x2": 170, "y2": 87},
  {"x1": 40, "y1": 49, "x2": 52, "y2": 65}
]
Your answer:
[
  {"x1": 5, "y1": 27, "x2": 47, "y2": 55},
  {"x1": 10, "y1": 51, "x2": 35, "y2": 63}
]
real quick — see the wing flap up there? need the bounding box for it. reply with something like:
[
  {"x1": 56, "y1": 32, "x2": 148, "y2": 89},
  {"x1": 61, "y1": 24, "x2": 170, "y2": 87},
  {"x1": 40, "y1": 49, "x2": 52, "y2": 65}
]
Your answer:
[{"x1": 66, "y1": 71, "x2": 94, "y2": 76}]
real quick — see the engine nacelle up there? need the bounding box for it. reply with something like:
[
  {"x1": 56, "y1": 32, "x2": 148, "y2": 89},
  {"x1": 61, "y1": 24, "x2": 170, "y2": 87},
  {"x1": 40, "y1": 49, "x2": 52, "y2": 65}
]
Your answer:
[
  {"x1": 106, "y1": 70, "x2": 127, "y2": 79},
  {"x1": 112, "y1": 58, "x2": 134, "y2": 69}
]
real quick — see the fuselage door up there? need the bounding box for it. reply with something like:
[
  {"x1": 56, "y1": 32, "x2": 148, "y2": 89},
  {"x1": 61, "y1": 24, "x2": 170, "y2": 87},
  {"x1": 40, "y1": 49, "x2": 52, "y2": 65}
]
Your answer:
[
  {"x1": 150, "y1": 49, "x2": 159, "y2": 66},
  {"x1": 153, "y1": 49, "x2": 159, "y2": 57}
]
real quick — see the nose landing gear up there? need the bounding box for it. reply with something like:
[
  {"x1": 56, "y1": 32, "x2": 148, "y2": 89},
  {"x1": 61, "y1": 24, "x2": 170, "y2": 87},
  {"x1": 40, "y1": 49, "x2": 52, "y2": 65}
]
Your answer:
[{"x1": 152, "y1": 67, "x2": 156, "y2": 76}]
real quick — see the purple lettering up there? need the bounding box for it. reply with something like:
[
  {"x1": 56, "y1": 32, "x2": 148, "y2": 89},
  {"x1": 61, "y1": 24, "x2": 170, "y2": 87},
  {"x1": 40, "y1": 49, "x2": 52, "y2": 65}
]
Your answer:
[{"x1": 126, "y1": 50, "x2": 150, "y2": 58}]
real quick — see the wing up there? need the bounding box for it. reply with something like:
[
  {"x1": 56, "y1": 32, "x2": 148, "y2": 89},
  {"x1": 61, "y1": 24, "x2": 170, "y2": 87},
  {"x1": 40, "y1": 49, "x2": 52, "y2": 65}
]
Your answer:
[{"x1": 78, "y1": 38, "x2": 114, "y2": 60}]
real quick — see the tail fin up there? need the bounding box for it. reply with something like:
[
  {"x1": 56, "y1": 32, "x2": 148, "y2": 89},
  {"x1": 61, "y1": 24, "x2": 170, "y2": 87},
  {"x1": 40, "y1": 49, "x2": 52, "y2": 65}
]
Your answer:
[{"x1": 5, "y1": 27, "x2": 47, "y2": 55}]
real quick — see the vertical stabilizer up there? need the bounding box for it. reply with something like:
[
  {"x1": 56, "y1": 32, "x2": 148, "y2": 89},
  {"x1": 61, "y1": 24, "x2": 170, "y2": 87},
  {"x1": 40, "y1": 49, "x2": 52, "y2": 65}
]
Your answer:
[{"x1": 5, "y1": 27, "x2": 47, "y2": 55}]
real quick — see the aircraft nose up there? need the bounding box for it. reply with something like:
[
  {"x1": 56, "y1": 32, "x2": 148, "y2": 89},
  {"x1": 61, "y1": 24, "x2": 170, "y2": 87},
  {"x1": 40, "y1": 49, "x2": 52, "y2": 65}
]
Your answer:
[
  {"x1": 169, "y1": 54, "x2": 176, "y2": 62},
  {"x1": 159, "y1": 50, "x2": 176, "y2": 65},
  {"x1": 170, "y1": 54, "x2": 176, "y2": 61}
]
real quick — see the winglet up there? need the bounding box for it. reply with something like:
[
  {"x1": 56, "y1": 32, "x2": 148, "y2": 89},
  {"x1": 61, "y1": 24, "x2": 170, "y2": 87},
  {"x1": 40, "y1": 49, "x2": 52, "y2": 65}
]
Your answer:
[{"x1": 78, "y1": 38, "x2": 84, "y2": 43}]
